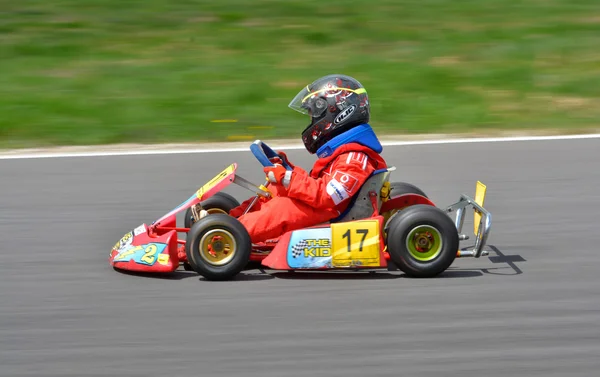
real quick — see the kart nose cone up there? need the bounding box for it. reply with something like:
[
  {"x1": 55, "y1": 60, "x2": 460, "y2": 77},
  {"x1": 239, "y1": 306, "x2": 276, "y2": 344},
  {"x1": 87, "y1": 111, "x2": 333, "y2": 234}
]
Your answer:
[{"x1": 109, "y1": 224, "x2": 179, "y2": 273}]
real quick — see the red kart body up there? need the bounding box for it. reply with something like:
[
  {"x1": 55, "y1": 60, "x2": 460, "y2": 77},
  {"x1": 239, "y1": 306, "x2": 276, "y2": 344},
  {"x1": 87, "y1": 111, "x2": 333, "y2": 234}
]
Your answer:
[
  {"x1": 110, "y1": 145, "x2": 491, "y2": 279},
  {"x1": 109, "y1": 162, "x2": 438, "y2": 273}
]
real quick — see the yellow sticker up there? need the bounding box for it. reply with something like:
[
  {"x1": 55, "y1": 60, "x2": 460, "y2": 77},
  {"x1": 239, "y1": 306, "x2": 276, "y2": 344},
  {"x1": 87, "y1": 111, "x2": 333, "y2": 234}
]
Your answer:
[
  {"x1": 112, "y1": 231, "x2": 133, "y2": 252},
  {"x1": 157, "y1": 253, "x2": 170, "y2": 265},
  {"x1": 196, "y1": 164, "x2": 235, "y2": 199},
  {"x1": 114, "y1": 245, "x2": 142, "y2": 261},
  {"x1": 474, "y1": 181, "x2": 487, "y2": 235},
  {"x1": 331, "y1": 220, "x2": 381, "y2": 267}
]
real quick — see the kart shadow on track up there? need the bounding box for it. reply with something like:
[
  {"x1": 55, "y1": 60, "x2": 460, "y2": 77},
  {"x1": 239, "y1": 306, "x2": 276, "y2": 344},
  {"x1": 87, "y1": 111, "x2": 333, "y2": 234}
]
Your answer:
[
  {"x1": 269, "y1": 270, "x2": 405, "y2": 280},
  {"x1": 113, "y1": 265, "x2": 277, "y2": 281},
  {"x1": 264, "y1": 244, "x2": 525, "y2": 281},
  {"x1": 113, "y1": 244, "x2": 524, "y2": 281},
  {"x1": 198, "y1": 272, "x2": 277, "y2": 282},
  {"x1": 112, "y1": 267, "x2": 199, "y2": 281},
  {"x1": 481, "y1": 244, "x2": 525, "y2": 276},
  {"x1": 267, "y1": 268, "x2": 482, "y2": 280},
  {"x1": 437, "y1": 244, "x2": 525, "y2": 278}
]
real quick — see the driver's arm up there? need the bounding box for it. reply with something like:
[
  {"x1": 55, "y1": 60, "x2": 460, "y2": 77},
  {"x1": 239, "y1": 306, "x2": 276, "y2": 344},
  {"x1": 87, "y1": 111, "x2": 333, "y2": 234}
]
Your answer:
[{"x1": 285, "y1": 152, "x2": 375, "y2": 209}]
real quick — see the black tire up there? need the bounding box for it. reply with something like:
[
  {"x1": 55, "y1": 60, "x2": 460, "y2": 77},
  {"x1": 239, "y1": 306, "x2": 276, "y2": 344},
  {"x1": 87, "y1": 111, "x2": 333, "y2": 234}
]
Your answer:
[
  {"x1": 382, "y1": 182, "x2": 428, "y2": 231},
  {"x1": 185, "y1": 214, "x2": 251, "y2": 281},
  {"x1": 386, "y1": 204, "x2": 458, "y2": 278},
  {"x1": 389, "y1": 182, "x2": 428, "y2": 198},
  {"x1": 184, "y1": 192, "x2": 240, "y2": 228}
]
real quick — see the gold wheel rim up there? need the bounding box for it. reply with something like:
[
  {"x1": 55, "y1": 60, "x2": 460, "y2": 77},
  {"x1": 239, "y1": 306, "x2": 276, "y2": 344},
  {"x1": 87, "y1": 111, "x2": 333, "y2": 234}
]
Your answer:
[
  {"x1": 189, "y1": 208, "x2": 228, "y2": 225},
  {"x1": 199, "y1": 229, "x2": 237, "y2": 266},
  {"x1": 206, "y1": 208, "x2": 227, "y2": 215}
]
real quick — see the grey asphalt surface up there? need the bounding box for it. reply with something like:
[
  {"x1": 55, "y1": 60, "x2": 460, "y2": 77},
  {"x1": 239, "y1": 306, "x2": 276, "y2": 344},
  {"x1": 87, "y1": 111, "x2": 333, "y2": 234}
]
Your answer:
[{"x1": 1, "y1": 138, "x2": 599, "y2": 377}]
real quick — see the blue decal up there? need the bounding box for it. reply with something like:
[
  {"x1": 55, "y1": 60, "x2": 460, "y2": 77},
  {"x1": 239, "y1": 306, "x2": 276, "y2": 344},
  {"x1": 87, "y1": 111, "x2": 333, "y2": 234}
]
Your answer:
[
  {"x1": 287, "y1": 228, "x2": 333, "y2": 268},
  {"x1": 174, "y1": 194, "x2": 197, "y2": 211},
  {"x1": 113, "y1": 243, "x2": 167, "y2": 266}
]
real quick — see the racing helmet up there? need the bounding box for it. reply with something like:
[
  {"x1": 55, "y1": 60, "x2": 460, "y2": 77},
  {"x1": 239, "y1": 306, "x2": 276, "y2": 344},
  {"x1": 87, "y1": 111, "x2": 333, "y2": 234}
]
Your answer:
[{"x1": 288, "y1": 74, "x2": 370, "y2": 154}]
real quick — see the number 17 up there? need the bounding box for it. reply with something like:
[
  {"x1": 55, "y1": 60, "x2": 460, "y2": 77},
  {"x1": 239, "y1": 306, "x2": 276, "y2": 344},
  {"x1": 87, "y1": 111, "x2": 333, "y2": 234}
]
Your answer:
[{"x1": 342, "y1": 228, "x2": 369, "y2": 252}]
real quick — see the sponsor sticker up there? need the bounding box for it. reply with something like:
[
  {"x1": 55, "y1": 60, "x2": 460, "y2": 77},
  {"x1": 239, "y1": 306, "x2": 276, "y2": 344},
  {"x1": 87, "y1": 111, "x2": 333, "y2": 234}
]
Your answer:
[
  {"x1": 157, "y1": 253, "x2": 170, "y2": 266},
  {"x1": 333, "y1": 171, "x2": 358, "y2": 193},
  {"x1": 287, "y1": 228, "x2": 333, "y2": 268},
  {"x1": 113, "y1": 231, "x2": 133, "y2": 253},
  {"x1": 326, "y1": 179, "x2": 350, "y2": 205},
  {"x1": 334, "y1": 104, "x2": 356, "y2": 125},
  {"x1": 133, "y1": 224, "x2": 147, "y2": 236}
]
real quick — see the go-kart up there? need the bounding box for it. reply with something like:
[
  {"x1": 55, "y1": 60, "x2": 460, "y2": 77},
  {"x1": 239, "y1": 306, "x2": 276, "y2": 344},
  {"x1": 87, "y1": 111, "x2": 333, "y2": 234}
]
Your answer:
[{"x1": 109, "y1": 140, "x2": 492, "y2": 281}]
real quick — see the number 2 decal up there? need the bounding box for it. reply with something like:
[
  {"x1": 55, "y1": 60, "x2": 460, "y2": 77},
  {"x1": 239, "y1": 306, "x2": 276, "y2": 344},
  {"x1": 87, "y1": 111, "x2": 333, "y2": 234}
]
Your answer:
[
  {"x1": 113, "y1": 243, "x2": 165, "y2": 265},
  {"x1": 140, "y1": 244, "x2": 158, "y2": 264},
  {"x1": 341, "y1": 228, "x2": 369, "y2": 252}
]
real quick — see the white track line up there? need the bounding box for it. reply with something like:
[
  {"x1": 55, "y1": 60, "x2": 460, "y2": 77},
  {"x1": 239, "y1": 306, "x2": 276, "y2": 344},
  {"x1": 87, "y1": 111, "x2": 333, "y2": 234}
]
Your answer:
[{"x1": 1, "y1": 133, "x2": 600, "y2": 160}]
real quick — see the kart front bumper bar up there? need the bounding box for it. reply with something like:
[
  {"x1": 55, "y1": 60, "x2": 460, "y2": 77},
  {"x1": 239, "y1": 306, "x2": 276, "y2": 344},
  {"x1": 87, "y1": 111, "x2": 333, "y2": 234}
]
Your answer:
[{"x1": 445, "y1": 194, "x2": 492, "y2": 258}]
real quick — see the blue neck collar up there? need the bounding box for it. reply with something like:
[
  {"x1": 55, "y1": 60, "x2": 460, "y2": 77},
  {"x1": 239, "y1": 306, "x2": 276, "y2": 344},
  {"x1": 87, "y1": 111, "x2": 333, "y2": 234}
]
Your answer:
[{"x1": 316, "y1": 123, "x2": 383, "y2": 158}]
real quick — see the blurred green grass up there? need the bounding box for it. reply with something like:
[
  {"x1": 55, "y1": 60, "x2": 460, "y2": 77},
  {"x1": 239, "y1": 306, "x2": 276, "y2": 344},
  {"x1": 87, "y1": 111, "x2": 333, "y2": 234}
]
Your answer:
[{"x1": 1, "y1": 0, "x2": 599, "y2": 148}]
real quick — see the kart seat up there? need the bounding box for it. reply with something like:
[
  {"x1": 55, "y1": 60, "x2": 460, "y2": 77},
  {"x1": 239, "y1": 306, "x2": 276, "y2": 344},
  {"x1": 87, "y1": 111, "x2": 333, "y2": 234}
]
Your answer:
[{"x1": 329, "y1": 167, "x2": 395, "y2": 223}]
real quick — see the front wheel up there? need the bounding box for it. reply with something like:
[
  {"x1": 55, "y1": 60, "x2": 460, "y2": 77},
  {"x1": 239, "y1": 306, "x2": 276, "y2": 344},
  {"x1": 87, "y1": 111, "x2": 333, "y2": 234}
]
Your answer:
[
  {"x1": 184, "y1": 192, "x2": 240, "y2": 228},
  {"x1": 185, "y1": 214, "x2": 252, "y2": 281},
  {"x1": 386, "y1": 205, "x2": 458, "y2": 278}
]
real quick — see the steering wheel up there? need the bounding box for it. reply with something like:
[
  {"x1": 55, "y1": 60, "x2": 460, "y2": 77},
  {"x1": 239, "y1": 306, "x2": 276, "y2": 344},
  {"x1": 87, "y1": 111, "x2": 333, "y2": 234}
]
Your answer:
[{"x1": 250, "y1": 140, "x2": 293, "y2": 171}]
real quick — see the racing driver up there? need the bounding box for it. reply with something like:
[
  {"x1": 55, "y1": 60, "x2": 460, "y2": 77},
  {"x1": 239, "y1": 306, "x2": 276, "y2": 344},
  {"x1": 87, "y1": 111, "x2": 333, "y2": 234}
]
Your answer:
[{"x1": 227, "y1": 74, "x2": 388, "y2": 244}]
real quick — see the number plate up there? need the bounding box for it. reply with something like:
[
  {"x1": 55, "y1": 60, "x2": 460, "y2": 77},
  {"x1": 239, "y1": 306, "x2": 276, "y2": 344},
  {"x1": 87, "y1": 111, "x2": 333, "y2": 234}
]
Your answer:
[
  {"x1": 331, "y1": 220, "x2": 381, "y2": 267},
  {"x1": 474, "y1": 181, "x2": 487, "y2": 235}
]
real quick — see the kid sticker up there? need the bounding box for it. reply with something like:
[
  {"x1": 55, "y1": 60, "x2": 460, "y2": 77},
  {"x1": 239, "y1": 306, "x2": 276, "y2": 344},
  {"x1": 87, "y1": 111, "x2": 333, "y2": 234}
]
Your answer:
[{"x1": 287, "y1": 228, "x2": 333, "y2": 269}]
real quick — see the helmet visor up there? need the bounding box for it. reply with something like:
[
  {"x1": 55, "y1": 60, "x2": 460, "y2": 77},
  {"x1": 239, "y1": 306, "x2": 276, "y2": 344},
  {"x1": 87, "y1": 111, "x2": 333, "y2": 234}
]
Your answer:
[
  {"x1": 288, "y1": 86, "x2": 327, "y2": 118},
  {"x1": 288, "y1": 84, "x2": 366, "y2": 118}
]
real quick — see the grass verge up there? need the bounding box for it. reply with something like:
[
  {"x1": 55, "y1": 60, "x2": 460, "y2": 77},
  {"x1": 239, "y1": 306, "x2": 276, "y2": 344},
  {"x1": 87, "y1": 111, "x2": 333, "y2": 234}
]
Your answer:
[{"x1": 1, "y1": 0, "x2": 599, "y2": 148}]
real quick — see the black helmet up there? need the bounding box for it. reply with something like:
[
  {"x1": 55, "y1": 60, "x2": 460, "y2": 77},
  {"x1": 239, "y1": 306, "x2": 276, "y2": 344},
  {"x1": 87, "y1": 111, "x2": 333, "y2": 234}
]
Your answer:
[{"x1": 288, "y1": 74, "x2": 370, "y2": 154}]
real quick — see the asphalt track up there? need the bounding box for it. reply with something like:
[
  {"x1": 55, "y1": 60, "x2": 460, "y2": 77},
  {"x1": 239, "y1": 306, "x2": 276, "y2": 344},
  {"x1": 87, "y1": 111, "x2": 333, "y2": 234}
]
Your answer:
[{"x1": 1, "y1": 137, "x2": 599, "y2": 376}]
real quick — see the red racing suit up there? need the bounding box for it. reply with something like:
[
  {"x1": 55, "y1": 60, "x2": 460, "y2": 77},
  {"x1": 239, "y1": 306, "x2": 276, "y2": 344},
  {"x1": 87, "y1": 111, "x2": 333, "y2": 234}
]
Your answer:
[{"x1": 229, "y1": 142, "x2": 388, "y2": 244}]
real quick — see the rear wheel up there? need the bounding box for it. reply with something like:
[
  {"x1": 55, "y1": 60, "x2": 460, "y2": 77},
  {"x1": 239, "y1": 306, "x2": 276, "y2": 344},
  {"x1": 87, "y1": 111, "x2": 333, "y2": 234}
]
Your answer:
[
  {"x1": 386, "y1": 204, "x2": 458, "y2": 278},
  {"x1": 389, "y1": 182, "x2": 428, "y2": 198},
  {"x1": 382, "y1": 182, "x2": 429, "y2": 229},
  {"x1": 184, "y1": 192, "x2": 240, "y2": 228},
  {"x1": 185, "y1": 214, "x2": 251, "y2": 281}
]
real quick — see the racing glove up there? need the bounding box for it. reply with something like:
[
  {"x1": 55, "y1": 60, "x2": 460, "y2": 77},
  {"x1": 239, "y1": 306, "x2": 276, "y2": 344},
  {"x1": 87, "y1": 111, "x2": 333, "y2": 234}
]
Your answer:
[
  {"x1": 268, "y1": 151, "x2": 295, "y2": 169},
  {"x1": 264, "y1": 164, "x2": 293, "y2": 189}
]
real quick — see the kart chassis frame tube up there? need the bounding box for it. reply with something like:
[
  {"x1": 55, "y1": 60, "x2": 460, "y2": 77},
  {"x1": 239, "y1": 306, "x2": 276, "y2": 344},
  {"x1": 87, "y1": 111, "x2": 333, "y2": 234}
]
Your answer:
[
  {"x1": 445, "y1": 194, "x2": 492, "y2": 258},
  {"x1": 231, "y1": 175, "x2": 272, "y2": 215}
]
